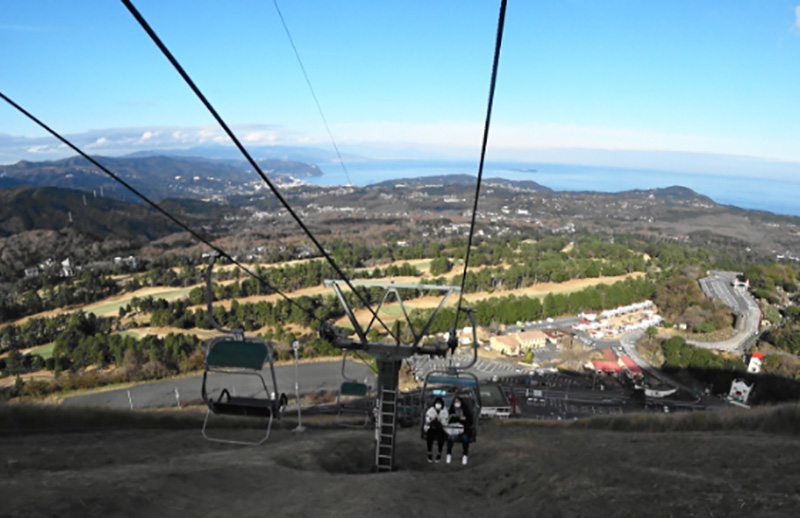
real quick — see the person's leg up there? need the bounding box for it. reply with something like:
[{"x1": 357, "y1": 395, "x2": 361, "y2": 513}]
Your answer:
[
  {"x1": 426, "y1": 431, "x2": 435, "y2": 462},
  {"x1": 436, "y1": 433, "x2": 445, "y2": 456},
  {"x1": 462, "y1": 434, "x2": 469, "y2": 456}
]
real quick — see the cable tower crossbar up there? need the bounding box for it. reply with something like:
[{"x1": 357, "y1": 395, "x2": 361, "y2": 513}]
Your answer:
[
  {"x1": 122, "y1": 0, "x2": 397, "y2": 342},
  {"x1": 324, "y1": 280, "x2": 460, "y2": 350},
  {"x1": 453, "y1": 0, "x2": 507, "y2": 333}
]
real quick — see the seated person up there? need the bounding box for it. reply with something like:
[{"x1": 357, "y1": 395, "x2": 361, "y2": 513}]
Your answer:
[
  {"x1": 424, "y1": 396, "x2": 449, "y2": 463},
  {"x1": 446, "y1": 396, "x2": 473, "y2": 465}
]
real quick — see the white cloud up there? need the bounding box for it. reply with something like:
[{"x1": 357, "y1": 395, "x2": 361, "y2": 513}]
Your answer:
[
  {"x1": 243, "y1": 131, "x2": 278, "y2": 144},
  {"x1": 0, "y1": 124, "x2": 289, "y2": 163},
  {"x1": 86, "y1": 137, "x2": 108, "y2": 148},
  {"x1": 26, "y1": 144, "x2": 54, "y2": 154},
  {"x1": 795, "y1": 6, "x2": 800, "y2": 31},
  {"x1": 2, "y1": 121, "x2": 798, "y2": 181}
]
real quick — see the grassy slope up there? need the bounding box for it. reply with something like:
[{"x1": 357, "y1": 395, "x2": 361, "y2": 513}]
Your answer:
[{"x1": 1, "y1": 404, "x2": 799, "y2": 517}]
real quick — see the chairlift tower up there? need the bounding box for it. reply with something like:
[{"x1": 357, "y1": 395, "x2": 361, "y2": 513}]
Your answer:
[{"x1": 323, "y1": 280, "x2": 472, "y2": 472}]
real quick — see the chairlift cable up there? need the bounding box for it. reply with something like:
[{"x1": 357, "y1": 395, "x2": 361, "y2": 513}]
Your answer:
[
  {"x1": 453, "y1": 0, "x2": 507, "y2": 332},
  {"x1": 272, "y1": 0, "x2": 353, "y2": 186},
  {"x1": 122, "y1": 0, "x2": 397, "y2": 341},
  {"x1": 0, "y1": 91, "x2": 318, "y2": 321}
]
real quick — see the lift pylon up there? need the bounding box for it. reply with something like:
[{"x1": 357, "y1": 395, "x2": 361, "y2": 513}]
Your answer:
[{"x1": 322, "y1": 280, "x2": 467, "y2": 472}]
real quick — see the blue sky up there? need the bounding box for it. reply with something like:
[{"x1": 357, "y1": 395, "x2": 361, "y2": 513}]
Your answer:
[{"x1": 1, "y1": 1, "x2": 799, "y2": 178}]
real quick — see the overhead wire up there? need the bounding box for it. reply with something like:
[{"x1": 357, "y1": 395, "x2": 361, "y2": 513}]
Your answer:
[
  {"x1": 0, "y1": 90, "x2": 319, "y2": 323},
  {"x1": 453, "y1": 0, "x2": 508, "y2": 333},
  {"x1": 121, "y1": 0, "x2": 397, "y2": 342},
  {"x1": 272, "y1": 0, "x2": 353, "y2": 187}
]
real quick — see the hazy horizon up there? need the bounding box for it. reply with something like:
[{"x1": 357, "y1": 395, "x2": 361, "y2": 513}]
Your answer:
[{"x1": 2, "y1": 2, "x2": 799, "y2": 175}]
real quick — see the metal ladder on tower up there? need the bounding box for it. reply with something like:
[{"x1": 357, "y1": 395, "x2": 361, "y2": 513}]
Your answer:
[{"x1": 376, "y1": 387, "x2": 398, "y2": 472}]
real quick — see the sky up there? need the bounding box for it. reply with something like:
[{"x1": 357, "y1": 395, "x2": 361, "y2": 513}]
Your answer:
[{"x1": 1, "y1": 0, "x2": 800, "y2": 180}]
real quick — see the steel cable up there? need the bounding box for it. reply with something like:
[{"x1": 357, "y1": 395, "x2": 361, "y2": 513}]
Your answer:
[
  {"x1": 122, "y1": 0, "x2": 397, "y2": 341},
  {"x1": 0, "y1": 91, "x2": 321, "y2": 323},
  {"x1": 453, "y1": 0, "x2": 508, "y2": 332}
]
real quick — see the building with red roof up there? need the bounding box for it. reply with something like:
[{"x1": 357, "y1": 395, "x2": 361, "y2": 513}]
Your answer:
[
  {"x1": 620, "y1": 355, "x2": 643, "y2": 377},
  {"x1": 591, "y1": 360, "x2": 624, "y2": 373}
]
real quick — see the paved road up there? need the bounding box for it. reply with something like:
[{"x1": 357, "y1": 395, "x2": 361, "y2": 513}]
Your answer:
[
  {"x1": 62, "y1": 360, "x2": 376, "y2": 411},
  {"x1": 693, "y1": 271, "x2": 760, "y2": 352},
  {"x1": 612, "y1": 331, "x2": 695, "y2": 393}
]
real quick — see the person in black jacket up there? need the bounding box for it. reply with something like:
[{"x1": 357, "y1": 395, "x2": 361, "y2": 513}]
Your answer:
[
  {"x1": 446, "y1": 396, "x2": 473, "y2": 465},
  {"x1": 424, "y1": 396, "x2": 448, "y2": 463}
]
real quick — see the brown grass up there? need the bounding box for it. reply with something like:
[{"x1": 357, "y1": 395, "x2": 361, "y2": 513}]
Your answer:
[
  {"x1": 3, "y1": 403, "x2": 800, "y2": 517},
  {"x1": 570, "y1": 402, "x2": 800, "y2": 435}
]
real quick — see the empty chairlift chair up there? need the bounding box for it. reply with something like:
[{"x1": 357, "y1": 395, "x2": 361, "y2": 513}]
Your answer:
[
  {"x1": 201, "y1": 336, "x2": 287, "y2": 445},
  {"x1": 199, "y1": 254, "x2": 287, "y2": 445},
  {"x1": 336, "y1": 351, "x2": 373, "y2": 427}
]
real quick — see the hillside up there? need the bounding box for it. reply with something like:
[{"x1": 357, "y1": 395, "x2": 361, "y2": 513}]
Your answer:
[
  {"x1": 0, "y1": 228, "x2": 135, "y2": 283},
  {"x1": 0, "y1": 186, "x2": 242, "y2": 279},
  {"x1": 0, "y1": 154, "x2": 320, "y2": 202},
  {"x1": 0, "y1": 186, "x2": 180, "y2": 239},
  {"x1": 2, "y1": 405, "x2": 799, "y2": 517},
  {"x1": 3, "y1": 166, "x2": 800, "y2": 282}
]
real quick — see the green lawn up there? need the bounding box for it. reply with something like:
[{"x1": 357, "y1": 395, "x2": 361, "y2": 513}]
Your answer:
[
  {"x1": 88, "y1": 288, "x2": 195, "y2": 316},
  {"x1": 380, "y1": 304, "x2": 413, "y2": 316},
  {"x1": 31, "y1": 342, "x2": 55, "y2": 360},
  {"x1": 414, "y1": 260, "x2": 433, "y2": 274}
]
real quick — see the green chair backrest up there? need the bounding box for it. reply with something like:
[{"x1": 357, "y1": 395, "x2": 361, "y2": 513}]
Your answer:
[
  {"x1": 341, "y1": 381, "x2": 369, "y2": 397},
  {"x1": 427, "y1": 375, "x2": 478, "y2": 388},
  {"x1": 206, "y1": 339, "x2": 269, "y2": 370}
]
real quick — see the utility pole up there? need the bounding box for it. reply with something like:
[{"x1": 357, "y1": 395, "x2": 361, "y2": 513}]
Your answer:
[{"x1": 292, "y1": 341, "x2": 305, "y2": 432}]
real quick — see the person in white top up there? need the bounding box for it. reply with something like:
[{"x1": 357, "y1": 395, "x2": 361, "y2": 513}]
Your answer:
[{"x1": 423, "y1": 396, "x2": 449, "y2": 463}]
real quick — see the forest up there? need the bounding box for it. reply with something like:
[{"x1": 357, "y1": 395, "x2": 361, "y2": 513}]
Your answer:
[{"x1": 2, "y1": 231, "x2": 800, "y2": 397}]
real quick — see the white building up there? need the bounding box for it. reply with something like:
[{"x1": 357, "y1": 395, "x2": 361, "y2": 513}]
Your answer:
[
  {"x1": 747, "y1": 352, "x2": 765, "y2": 374},
  {"x1": 729, "y1": 379, "x2": 753, "y2": 404}
]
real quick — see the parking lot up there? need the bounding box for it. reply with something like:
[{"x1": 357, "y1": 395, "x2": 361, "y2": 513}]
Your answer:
[{"x1": 407, "y1": 353, "x2": 534, "y2": 382}]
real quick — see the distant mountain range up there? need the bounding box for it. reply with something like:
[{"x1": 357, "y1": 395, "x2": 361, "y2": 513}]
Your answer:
[
  {"x1": 123, "y1": 144, "x2": 353, "y2": 166},
  {"x1": 0, "y1": 154, "x2": 321, "y2": 202}
]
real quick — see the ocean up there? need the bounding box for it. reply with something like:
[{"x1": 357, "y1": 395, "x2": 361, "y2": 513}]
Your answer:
[{"x1": 305, "y1": 160, "x2": 800, "y2": 217}]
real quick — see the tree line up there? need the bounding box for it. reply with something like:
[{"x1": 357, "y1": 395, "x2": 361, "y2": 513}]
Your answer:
[{"x1": 0, "y1": 270, "x2": 120, "y2": 323}]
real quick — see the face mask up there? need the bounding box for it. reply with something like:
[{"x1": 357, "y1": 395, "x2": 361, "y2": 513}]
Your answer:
[
  {"x1": 434, "y1": 403, "x2": 442, "y2": 410},
  {"x1": 454, "y1": 402, "x2": 462, "y2": 408}
]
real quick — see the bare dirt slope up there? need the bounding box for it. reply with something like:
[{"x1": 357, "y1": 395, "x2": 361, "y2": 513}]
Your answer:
[{"x1": 2, "y1": 413, "x2": 799, "y2": 518}]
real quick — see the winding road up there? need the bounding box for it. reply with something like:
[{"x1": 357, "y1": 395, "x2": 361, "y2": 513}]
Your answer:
[{"x1": 63, "y1": 359, "x2": 376, "y2": 411}]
